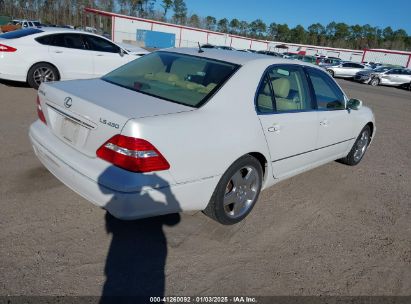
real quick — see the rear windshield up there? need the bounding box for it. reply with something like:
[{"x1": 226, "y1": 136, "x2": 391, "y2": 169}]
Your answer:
[
  {"x1": 103, "y1": 51, "x2": 240, "y2": 108},
  {"x1": 0, "y1": 28, "x2": 43, "y2": 39}
]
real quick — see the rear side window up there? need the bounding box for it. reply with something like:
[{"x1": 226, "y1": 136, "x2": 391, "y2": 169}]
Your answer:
[
  {"x1": 256, "y1": 65, "x2": 313, "y2": 113},
  {"x1": 103, "y1": 51, "x2": 239, "y2": 108},
  {"x1": 0, "y1": 28, "x2": 43, "y2": 39},
  {"x1": 84, "y1": 35, "x2": 119, "y2": 53},
  {"x1": 36, "y1": 34, "x2": 86, "y2": 49},
  {"x1": 307, "y1": 68, "x2": 345, "y2": 110}
]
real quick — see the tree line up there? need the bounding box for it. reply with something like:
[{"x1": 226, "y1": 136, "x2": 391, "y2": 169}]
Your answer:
[{"x1": 1, "y1": 0, "x2": 410, "y2": 51}]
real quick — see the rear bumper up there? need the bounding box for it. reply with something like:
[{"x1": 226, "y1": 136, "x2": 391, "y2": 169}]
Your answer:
[
  {"x1": 0, "y1": 53, "x2": 28, "y2": 82},
  {"x1": 29, "y1": 120, "x2": 219, "y2": 220}
]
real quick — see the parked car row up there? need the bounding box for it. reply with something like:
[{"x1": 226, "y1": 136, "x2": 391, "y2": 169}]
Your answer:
[{"x1": 0, "y1": 28, "x2": 148, "y2": 88}]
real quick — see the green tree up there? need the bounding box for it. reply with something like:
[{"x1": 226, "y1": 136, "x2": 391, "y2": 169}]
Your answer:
[
  {"x1": 334, "y1": 23, "x2": 349, "y2": 47},
  {"x1": 276, "y1": 24, "x2": 290, "y2": 42},
  {"x1": 325, "y1": 21, "x2": 337, "y2": 45},
  {"x1": 392, "y1": 29, "x2": 408, "y2": 50},
  {"x1": 187, "y1": 14, "x2": 200, "y2": 28},
  {"x1": 160, "y1": 0, "x2": 173, "y2": 19},
  {"x1": 239, "y1": 20, "x2": 249, "y2": 37},
  {"x1": 229, "y1": 18, "x2": 240, "y2": 34},
  {"x1": 268, "y1": 22, "x2": 278, "y2": 40},
  {"x1": 204, "y1": 15, "x2": 216, "y2": 31},
  {"x1": 349, "y1": 24, "x2": 363, "y2": 48},
  {"x1": 217, "y1": 18, "x2": 228, "y2": 33},
  {"x1": 173, "y1": 0, "x2": 187, "y2": 25},
  {"x1": 307, "y1": 23, "x2": 325, "y2": 45},
  {"x1": 290, "y1": 25, "x2": 306, "y2": 44},
  {"x1": 249, "y1": 19, "x2": 266, "y2": 38}
]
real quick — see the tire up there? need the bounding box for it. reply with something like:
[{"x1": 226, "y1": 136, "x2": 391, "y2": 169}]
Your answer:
[
  {"x1": 370, "y1": 77, "x2": 380, "y2": 87},
  {"x1": 339, "y1": 125, "x2": 371, "y2": 166},
  {"x1": 327, "y1": 70, "x2": 335, "y2": 77},
  {"x1": 203, "y1": 155, "x2": 263, "y2": 225},
  {"x1": 27, "y1": 63, "x2": 59, "y2": 89}
]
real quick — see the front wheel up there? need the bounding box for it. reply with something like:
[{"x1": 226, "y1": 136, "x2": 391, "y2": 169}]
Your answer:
[
  {"x1": 339, "y1": 126, "x2": 371, "y2": 166},
  {"x1": 203, "y1": 155, "x2": 263, "y2": 225},
  {"x1": 370, "y1": 77, "x2": 380, "y2": 87},
  {"x1": 27, "y1": 63, "x2": 59, "y2": 89},
  {"x1": 327, "y1": 69, "x2": 335, "y2": 77}
]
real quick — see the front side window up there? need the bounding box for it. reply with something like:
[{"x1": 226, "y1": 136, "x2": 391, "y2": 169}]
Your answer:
[
  {"x1": 103, "y1": 51, "x2": 239, "y2": 108},
  {"x1": 84, "y1": 35, "x2": 120, "y2": 53},
  {"x1": 307, "y1": 68, "x2": 345, "y2": 110},
  {"x1": 256, "y1": 65, "x2": 313, "y2": 113}
]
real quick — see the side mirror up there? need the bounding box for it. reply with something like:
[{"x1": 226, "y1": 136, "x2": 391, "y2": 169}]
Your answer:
[
  {"x1": 347, "y1": 98, "x2": 363, "y2": 110},
  {"x1": 119, "y1": 48, "x2": 125, "y2": 57}
]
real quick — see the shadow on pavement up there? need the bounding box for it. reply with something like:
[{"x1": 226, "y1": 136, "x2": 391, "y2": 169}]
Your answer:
[
  {"x1": 98, "y1": 168, "x2": 181, "y2": 302},
  {"x1": 0, "y1": 79, "x2": 30, "y2": 88}
]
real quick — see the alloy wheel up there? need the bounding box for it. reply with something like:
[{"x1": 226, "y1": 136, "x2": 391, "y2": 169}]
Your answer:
[{"x1": 223, "y1": 165, "x2": 260, "y2": 219}]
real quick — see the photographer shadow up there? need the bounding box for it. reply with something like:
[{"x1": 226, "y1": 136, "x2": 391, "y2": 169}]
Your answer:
[{"x1": 99, "y1": 167, "x2": 181, "y2": 301}]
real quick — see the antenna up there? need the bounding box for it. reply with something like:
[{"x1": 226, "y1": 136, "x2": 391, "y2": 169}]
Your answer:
[{"x1": 198, "y1": 42, "x2": 204, "y2": 53}]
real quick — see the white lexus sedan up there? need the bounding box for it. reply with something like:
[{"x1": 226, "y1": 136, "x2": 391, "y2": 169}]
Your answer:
[
  {"x1": 29, "y1": 48, "x2": 375, "y2": 225},
  {"x1": 0, "y1": 28, "x2": 146, "y2": 89}
]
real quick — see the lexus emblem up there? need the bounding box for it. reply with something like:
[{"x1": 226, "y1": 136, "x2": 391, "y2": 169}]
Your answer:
[{"x1": 64, "y1": 97, "x2": 72, "y2": 108}]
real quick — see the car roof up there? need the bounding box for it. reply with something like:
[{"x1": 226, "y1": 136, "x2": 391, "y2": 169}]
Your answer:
[
  {"x1": 27, "y1": 27, "x2": 107, "y2": 39},
  {"x1": 161, "y1": 47, "x2": 316, "y2": 67}
]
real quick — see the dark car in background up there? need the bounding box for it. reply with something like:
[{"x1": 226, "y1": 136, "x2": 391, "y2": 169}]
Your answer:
[
  {"x1": 256, "y1": 50, "x2": 284, "y2": 57},
  {"x1": 354, "y1": 66, "x2": 392, "y2": 84}
]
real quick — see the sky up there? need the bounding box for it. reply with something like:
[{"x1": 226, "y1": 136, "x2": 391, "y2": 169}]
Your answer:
[{"x1": 173, "y1": 0, "x2": 411, "y2": 34}]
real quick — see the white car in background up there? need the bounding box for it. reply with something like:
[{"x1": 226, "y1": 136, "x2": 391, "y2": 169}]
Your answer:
[
  {"x1": 0, "y1": 28, "x2": 145, "y2": 88},
  {"x1": 326, "y1": 62, "x2": 371, "y2": 78},
  {"x1": 29, "y1": 49, "x2": 375, "y2": 225}
]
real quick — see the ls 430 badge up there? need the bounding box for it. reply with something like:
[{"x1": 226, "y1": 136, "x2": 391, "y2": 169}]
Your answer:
[{"x1": 99, "y1": 118, "x2": 120, "y2": 129}]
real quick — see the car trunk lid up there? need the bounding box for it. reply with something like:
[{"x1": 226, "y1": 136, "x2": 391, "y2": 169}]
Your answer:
[{"x1": 40, "y1": 78, "x2": 194, "y2": 157}]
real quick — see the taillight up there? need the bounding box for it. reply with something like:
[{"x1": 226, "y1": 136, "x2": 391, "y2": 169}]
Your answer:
[
  {"x1": 96, "y1": 135, "x2": 170, "y2": 173},
  {"x1": 36, "y1": 96, "x2": 47, "y2": 124},
  {"x1": 0, "y1": 44, "x2": 17, "y2": 52}
]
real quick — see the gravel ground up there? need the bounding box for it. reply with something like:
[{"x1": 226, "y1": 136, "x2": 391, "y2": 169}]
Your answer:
[{"x1": 0, "y1": 79, "x2": 410, "y2": 297}]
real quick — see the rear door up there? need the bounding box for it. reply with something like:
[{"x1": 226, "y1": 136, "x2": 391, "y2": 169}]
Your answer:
[
  {"x1": 83, "y1": 34, "x2": 134, "y2": 77},
  {"x1": 305, "y1": 67, "x2": 354, "y2": 160},
  {"x1": 257, "y1": 65, "x2": 319, "y2": 178},
  {"x1": 46, "y1": 33, "x2": 94, "y2": 79}
]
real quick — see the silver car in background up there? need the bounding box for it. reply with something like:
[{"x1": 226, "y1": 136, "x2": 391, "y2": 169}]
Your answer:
[
  {"x1": 366, "y1": 68, "x2": 411, "y2": 87},
  {"x1": 354, "y1": 66, "x2": 392, "y2": 84},
  {"x1": 326, "y1": 62, "x2": 370, "y2": 78}
]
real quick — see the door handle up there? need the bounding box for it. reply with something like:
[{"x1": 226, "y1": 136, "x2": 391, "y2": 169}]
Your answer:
[
  {"x1": 268, "y1": 124, "x2": 281, "y2": 132},
  {"x1": 320, "y1": 119, "x2": 329, "y2": 126},
  {"x1": 96, "y1": 54, "x2": 104, "y2": 57},
  {"x1": 54, "y1": 50, "x2": 63, "y2": 53}
]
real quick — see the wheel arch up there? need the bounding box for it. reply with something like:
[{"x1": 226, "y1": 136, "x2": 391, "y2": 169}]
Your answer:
[
  {"x1": 366, "y1": 121, "x2": 374, "y2": 138},
  {"x1": 26, "y1": 61, "x2": 61, "y2": 82},
  {"x1": 247, "y1": 152, "x2": 268, "y2": 178}
]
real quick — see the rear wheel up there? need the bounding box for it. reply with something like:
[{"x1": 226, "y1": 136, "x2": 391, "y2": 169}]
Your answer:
[
  {"x1": 327, "y1": 69, "x2": 335, "y2": 77},
  {"x1": 339, "y1": 125, "x2": 371, "y2": 166},
  {"x1": 27, "y1": 63, "x2": 59, "y2": 89},
  {"x1": 203, "y1": 155, "x2": 263, "y2": 225},
  {"x1": 370, "y1": 77, "x2": 380, "y2": 86}
]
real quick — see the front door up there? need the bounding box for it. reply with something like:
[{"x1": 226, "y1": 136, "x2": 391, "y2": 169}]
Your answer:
[
  {"x1": 48, "y1": 33, "x2": 94, "y2": 80},
  {"x1": 256, "y1": 65, "x2": 319, "y2": 178},
  {"x1": 82, "y1": 34, "x2": 133, "y2": 77},
  {"x1": 305, "y1": 67, "x2": 355, "y2": 161}
]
